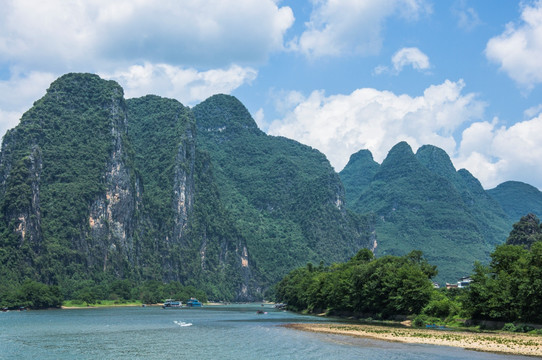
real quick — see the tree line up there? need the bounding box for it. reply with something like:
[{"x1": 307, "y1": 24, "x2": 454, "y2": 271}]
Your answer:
[
  {"x1": 276, "y1": 213, "x2": 542, "y2": 328},
  {"x1": 0, "y1": 279, "x2": 208, "y2": 309}
]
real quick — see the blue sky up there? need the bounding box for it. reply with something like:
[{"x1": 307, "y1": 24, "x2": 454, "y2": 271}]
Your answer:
[{"x1": 1, "y1": 1, "x2": 542, "y2": 189}]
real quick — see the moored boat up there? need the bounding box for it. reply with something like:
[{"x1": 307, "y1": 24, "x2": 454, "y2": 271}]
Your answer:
[
  {"x1": 163, "y1": 299, "x2": 182, "y2": 308},
  {"x1": 185, "y1": 298, "x2": 202, "y2": 307}
]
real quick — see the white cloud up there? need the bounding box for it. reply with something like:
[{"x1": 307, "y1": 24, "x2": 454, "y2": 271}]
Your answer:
[
  {"x1": 392, "y1": 47, "x2": 430, "y2": 72},
  {"x1": 456, "y1": 115, "x2": 542, "y2": 189},
  {"x1": 102, "y1": 63, "x2": 257, "y2": 105},
  {"x1": 0, "y1": 0, "x2": 294, "y2": 71},
  {"x1": 268, "y1": 79, "x2": 484, "y2": 171},
  {"x1": 374, "y1": 47, "x2": 430, "y2": 75},
  {"x1": 486, "y1": 1, "x2": 542, "y2": 89},
  {"x1": 290, "y1": 0, "x2": 430, "y2": 58},
  {"x1": 269, "y1": 89, "x2": 306, "y2": 115},
  {"x1": 524, "y1": 103, "x2": 542, "y2": 118},
  {"x1": 269, "y1": 78, "x2": 542, "y2": 189}
]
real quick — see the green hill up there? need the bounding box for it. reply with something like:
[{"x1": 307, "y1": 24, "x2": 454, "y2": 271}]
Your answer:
[
  {"x1": 487, "y1": 181, "x2": 542, "y2": 221},
  {"x1": 193, "y1": 94, "x2": 373, "y2": 287},
  {"x1": 340, "y1": 142, "x2": 510, "y2": 283},
  {"x1": 0, "y1": 74, "x2": 373, "y2": 300},
  {"x1": 340, "y1": 149, "x2": 380, "y2": 206}
]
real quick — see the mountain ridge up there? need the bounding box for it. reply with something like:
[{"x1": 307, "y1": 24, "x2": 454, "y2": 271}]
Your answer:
[
  {"x1": 0, "y1": 73, "x2": 373, "y2": 300},
  {"x1": 1, "y1": 72, "x2": 540, "y2": 297},
  {"x1": 339, "y1": 141, "x2": 533, "y2": 283}
]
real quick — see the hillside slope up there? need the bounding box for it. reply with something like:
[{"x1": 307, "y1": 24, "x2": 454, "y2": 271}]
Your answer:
[
  {"x1": 340, "y1": 142, "x2": 510, "y2": 283},
  {"x1": 0, "y1": 74, "x2": 373, "y2": 300},
  {"x1": 193, "y1": 94, "x2": 374, "y2": 287},
  {"x1": 487, "y1": 181, "x2": 542, "y2": 221}
]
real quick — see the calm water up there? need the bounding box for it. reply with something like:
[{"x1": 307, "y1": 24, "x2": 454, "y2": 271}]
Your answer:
[{"x1": 0, "y1": 304, "x2": 534, "y2": 360}]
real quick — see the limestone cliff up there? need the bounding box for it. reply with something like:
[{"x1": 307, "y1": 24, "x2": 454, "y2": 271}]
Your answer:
[{"x1": 0, "y1": 74, "x2": 374, "y2": 301}]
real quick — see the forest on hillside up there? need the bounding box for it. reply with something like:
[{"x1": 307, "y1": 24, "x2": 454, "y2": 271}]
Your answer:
[{"x1": 276, "y1": 214, "x2": 542, "y2": 328}]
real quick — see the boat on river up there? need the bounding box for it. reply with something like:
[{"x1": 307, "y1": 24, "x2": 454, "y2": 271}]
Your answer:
[
  {"x1": 186, "y1": 298, "x2": 202, "y2": 307},
  {"x1": 163, "y1": 299, "x2": 182, "y2": 309}
]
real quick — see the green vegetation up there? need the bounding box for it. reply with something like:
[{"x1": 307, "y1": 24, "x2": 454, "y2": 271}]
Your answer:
[
  {"x1": 277, "y1": 214, "x2": 542, "y2": 328},
  {"x1": 340, "y1": 142, "x2": 510, "y2": 284},
  {"x1": 276, "y1": 249, "x2": 436, "y2": 317},
  {"x1": 0, "y1": 73, "x2": 124, "y2": 285},
  {"x1": 126, "y1": 95, "x2": 248, "y2": 301},
  {"x1": 338, "y1": 149, "x2": 379, "y2": 206},
  {"x1": 193, "y1": 94, "x2": 373, "y2": 289},
  {"x1": 1, "y1": 73, "x2": 541, "y2": 311},
  {"x1": 0, "y1": 278, "x2": 208, "y2": 309},
  {"x1": 505, "y1": 213, "x2": 542, "y2": 249},
  {"x1": 0, "y1": 74, "x2": 372, "y2": 303},
  {"x1": 0, "y1": 279, "x2": 62, "y2": 309},
  {"x1": 487, "y1": 181, "x2": 542, "y2": 221},
  {"x1": 465, "y1": 242, "x2": 542, "y2": 323}
]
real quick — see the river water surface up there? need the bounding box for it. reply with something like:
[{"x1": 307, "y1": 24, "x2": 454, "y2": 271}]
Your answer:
[{"x1": 0, "y1": 304, "x2": 534, "y2": 359}]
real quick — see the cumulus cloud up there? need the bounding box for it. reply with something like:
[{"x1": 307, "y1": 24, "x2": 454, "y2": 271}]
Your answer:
[
  {"x1": 290, "y1": 0, "x2": 430, "y2": 58},
  {"x1": 375, "y1": 47, "x2": 430, "y2": 74},
  {"x1": 268, "y1": 79, "x2": 484, "y2": 171},
  {"x1": 253, "y1": 108, "x2": 266, "y2": 129},
  {"x1": 269, "y1": 79, "x2": 542, "y2": 189},
  {"x1": 392, "y1": 47, "x2": 430, "y2": 72},
  {"x1": 486, "y1": 1, "x2": 542, "y2": 89},
  {"x1": 0, "y1": 0, "x2": 294, "y2": 71},
  {"x1": 456, "y1": 115, "x2": 542, "y2": 189},
  {"x1": 102, "y1": 63, "x2": 257, "y2": 105}
]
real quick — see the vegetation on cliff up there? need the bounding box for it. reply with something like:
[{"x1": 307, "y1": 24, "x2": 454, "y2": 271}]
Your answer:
[
  {"x1": 0, "y1": 74, "x2": 373, "y2": 303},
  {"x1": 193, "y1": 94, "x2": 373, "y2": 288},
  {"x1": 340, "y1": 142, "x2": 510, "y2": 284},
  {"x1": 0, "y1": 73, "x2": 125, "y2": 286},
  {"x1": 487, "y1": 181, "x2": 542, "y2": 221}
]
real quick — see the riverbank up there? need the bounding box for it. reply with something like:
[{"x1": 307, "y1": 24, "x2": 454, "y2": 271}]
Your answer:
[
  {"x1": 61, "y1": 300, "x2": 143, "y2": 309},
  {"x1": 284, "y1": 323, "x2": 542, "y2": 357}
]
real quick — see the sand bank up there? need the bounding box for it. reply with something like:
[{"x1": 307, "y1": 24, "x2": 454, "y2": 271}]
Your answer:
[{"x1": 284, "y1": 323, "x2": 542, "y2": 357}]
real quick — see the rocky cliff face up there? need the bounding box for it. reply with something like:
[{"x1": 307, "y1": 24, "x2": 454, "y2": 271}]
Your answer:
[
  {"x1": 0, "y1": 74, "x2": 374, "y2": 300},
  {"x1": 87, "y1": 90, "x2": 137, "y2": 275},
  {"x1": 0, "y1": 74, "x2": 141, "y2": 281},
  {"x1": 0, "y1": 144, "x2": 43, "y2": 252},
  {"x1": 172, "y1": 128, "x2": 195, "y2": 243},
  {"x1": 126, "y1": 95, "x2": 253, "y2": 300}
]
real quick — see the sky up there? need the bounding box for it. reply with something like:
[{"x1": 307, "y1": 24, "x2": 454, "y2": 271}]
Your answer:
[{"x1": 1, "y1": 0, "x2": 542, "y2": 190}]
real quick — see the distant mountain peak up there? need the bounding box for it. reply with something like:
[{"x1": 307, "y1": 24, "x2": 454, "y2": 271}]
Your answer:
[
  {"x1": 344, "y1": 149, "x2": 376, "y2": 168},
  {"x1": 47, "y1": 72, "x2": 123, "y2": 96},
  {"x1": 488, "y1": 181, "x2": 542, "y2": 221},
  {"x1": 339, "y1": 149, "x2": 380, "y2": 205},
  {"x1": 416, "y1": 144, "x2": 457, "y2": 177},
  {"x1": 374, "y1": 141, "x2": 424, "y2": 181},
  {"x1": 390, "y1": 140, "x2": 413, "y2": 154},
  {"x1": 194, "y1": 94, "x2": 259, "y2": 133}
]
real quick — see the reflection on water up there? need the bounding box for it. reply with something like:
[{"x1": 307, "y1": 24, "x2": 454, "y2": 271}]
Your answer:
[{"x1": 0, "y1": 304, "x2": 534, "y2": 360}]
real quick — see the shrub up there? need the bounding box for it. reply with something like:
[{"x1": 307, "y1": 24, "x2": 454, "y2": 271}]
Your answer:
[
  {"x1": 502, "y1": 323, "x2": 517, "y2": 332},
  {"x1": 413, "y1": 315, "x2": 426, "y2": 328}
]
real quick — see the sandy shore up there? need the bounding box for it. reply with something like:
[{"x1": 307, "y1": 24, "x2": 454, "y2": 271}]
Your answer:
[{"x1": 284, "y1": 323, "x2": 542, "y2": 357}]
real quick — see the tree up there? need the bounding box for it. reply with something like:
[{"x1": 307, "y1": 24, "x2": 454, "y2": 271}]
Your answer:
[
  {"x1": 506, "y1": 213, "x2": 542, "y2": 249},
  {"x1": 277, "y1": 250, "x2": 435, "y2": 317}
]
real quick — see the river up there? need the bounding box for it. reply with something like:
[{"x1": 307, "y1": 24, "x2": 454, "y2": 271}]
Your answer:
[{"x1": 0, "y1": 304, "x2": 534, "y2": 359}]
